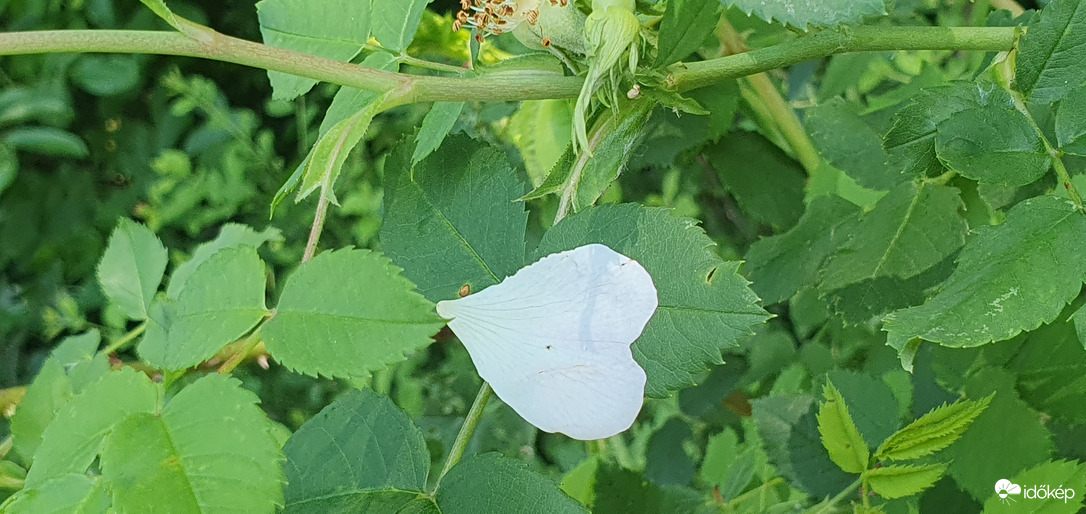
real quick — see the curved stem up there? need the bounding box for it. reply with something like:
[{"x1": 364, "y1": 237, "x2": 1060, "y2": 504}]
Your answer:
[
  {"x1": 101, "y1": 321, "x2": 147, "y2": 355},
  {"x1": 433, "y1": 382, "x2": 493, "y2": 494},
  {"x1": 0, "y1": 26, "x2": 1016, "y2": 105}
]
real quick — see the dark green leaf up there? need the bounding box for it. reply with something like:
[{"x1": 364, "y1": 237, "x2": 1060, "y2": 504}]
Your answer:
[
  {"x1": 806, "y1": 98, "x2": 902, "y2": 190},
  {"x1": 262, "y1": 249, "x2": 444, "y2": 380},
  {"x1": 96, "y1": 218, "x2": 168, "y2": 320},
  {"x1": 437, "y1": 453, "x2": 586, "y2": 513},
  {"x1": 865, "y1": 463, "x2": 946, "y2": 499},
  {"x1": 718, "y1": 0, "x2": 887, "y2": 28},
  {"x1": 3, "y1": 127, "x2": 88, "y2": 159},
  {"x1": 751, "y1": 394, "x2": 855, "y2": 496},
  {"x1": 1008, "y1": 319, "x2": 1086, "y2": 424},
  {"x1": 413, "y1": 102, "x2": 464, "y2": 165},
  {"x1": 656, "y1": 0, "x2": 721, "y2": 67},
  {"x1": 257, "y1": 0, "x2": 372, "y2": 100},
  {"x1": 816, "y1": 380, "x2": 869, "y2": 474},
  {"x1": 371, "y1": 0, "x2": 431, "y2": 53},
  {"x1": 826, "y1": 370, "x2": 901, "y2": 450},
  {"x1": 536, "y1": 204, "x2": 769, "y2": 397},
  {"x1": 70, "y1": 55, "x2": 141, "y2": 96},
  {"x1": 1014, "y1": 0, "x2": 1086, "y2": 104},
  {"x1": 1056, "y1": 84, "x2": 1086, "y2": 156},
  {"x1": 99, "y1": 374, "x2": 284, "y2": 512},
  {"x1": 935, "y1": 103, "x2": 1050, "y2": 187},
  {"x1": 1073, "y1": 303, "x2": 1086, "y2": 349},
  {"x1": 0, "y1": 143, "x2": 14, "y2": 196},
  {"x1": 707, "y1": 131, "x2": 805, "y2": 230},
  {"x1": 883, "y1": 81, "x2": 988, "y2": 179},
  {"x1": 381, "y1": 135, "x2": 528, "y2": 302}
]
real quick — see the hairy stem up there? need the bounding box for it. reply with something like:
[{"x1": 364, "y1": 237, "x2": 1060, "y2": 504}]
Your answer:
[
  {"x1": 433, "y1": 382, "x2": 493, "y2": 494},
  {"x1": 0, "y1": 27, "x2": 1015, "y2": 105}
]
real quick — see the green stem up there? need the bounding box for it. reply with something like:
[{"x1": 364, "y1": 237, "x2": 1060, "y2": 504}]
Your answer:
[
  {"x1": 0, "y1": 27, "x2": 1015, "y2": 105},
  {"x1": 1007, "y1": 89, "x2": 1085, "y2": 209},
  {"x1": 433, "y1": 382, "x2": 493, "y2": 494},
  {"x1": 217, "y1": 328, "x2": 264, "y2": 375},
  {"x1": 728, "y1": 477, "x2": 785, "y2": 508},
  {"x1": 101, "y1": 321, "x2": 147, "y2": 355},
  {"x1": 811, "y1": 477, "x2": 863, "y2": 513}
]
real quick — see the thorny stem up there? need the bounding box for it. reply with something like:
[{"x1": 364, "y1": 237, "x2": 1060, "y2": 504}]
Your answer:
[{"x1": 433, "y1": 382, "x2": 493, "y2": 494}]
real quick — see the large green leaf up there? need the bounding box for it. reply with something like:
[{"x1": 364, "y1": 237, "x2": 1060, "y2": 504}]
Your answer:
[
  {"x1": 718, "y1": 0, "x2": 887, "y2": 28},
  {"x1": 875, "y1": 395, "x2": 991, "y2": 461},
  {"x1": 884, "y1": 196, "x2": 1086, "y2": 363},
  {"x1": 157, "y1": 246, "x2": 268, "y2": 371},
  {"x1": 10, "y1": 331, "x2": 109, "y2": 462},
  {"x1": 536, "y1": 204, "x2": 769, "y2": 397},
  {"x1": 806, "y1": 98, "x2": 902, "y2": 190},
  {"x1": 935, "y1": 103, "x2": 1050, "y2": 187},
  {"x1": 1055, "y1": 84, "x2": 1086, "y2": 156},
  {"x1": 257, "y1": 0, "x2": 372, "y2": 100},
  {"x1": 24, "y1": 368, "x2": 159, "y2": 487},
  {"x1": 820, "y1": 181, "x2": 966, "y2": 292},
  {"x1": 0, "y1": 474, "x2": 108, "y2": 514},
  {"x1": 370, "y1": 0, "x2": 431, "y2": 53},
  {"x1": 982, "y1": 460, "x2": 1086, "y2": 513},
  {"x1": 1014, "y1": 0, "x2": 1086, "y2": 104},
  {"x1": 656, "y1": 0, "x2": 721, "y2": 67},
  {"x1": 283, "y1": 388, "x2": 432, "y2": 512},
  {"x1": 99, "y1": 374, "x2": 284, "y2": 512},
  {"x1": 262, "y1": 248, "x2": 444, "y2": 380},
  {"x1": 816, "y1": 381, "x2": 869, "y2": 474},
  {"x1": 165, "y1": 223, "x2": 282, "y2": 299},
  {"x1": 436, "y1": 453, "x2": 586, "y2": 513},
  {"x1": 751, "y1": 395, "x2": 855, "y2": 497},
  {"x1": 743, "y1": 195, "x2": 859, "y2": 305},
  {"x1": 864, "y1": 463, "x2": 946, "y2": 500},
  {"x1": 707, "y1": 131, "x2": 806, "y2": 231},
  {"x1": 96, "y1": 218, "x2": 167, "y2": 320},
  {"x1": 380, "y1": 135, "x2": 528, "y2": 302},
  {"x1": 883, "y1": 81, "x2": 987, "y2": 179}
]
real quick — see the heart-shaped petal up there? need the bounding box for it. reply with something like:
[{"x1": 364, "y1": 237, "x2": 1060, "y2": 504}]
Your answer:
[{"x1": 436, "y1": 243, "x2": 657, "y2": 440}]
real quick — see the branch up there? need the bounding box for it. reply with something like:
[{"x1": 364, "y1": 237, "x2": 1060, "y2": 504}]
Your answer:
[{"x1": 0, "y1": 26, "x2": 1016, "y2": 104}]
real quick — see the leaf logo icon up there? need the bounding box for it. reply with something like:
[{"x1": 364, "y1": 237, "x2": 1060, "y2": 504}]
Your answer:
[{"x1": 995, "y1": 479, "x2": 1022, "y2": 504}]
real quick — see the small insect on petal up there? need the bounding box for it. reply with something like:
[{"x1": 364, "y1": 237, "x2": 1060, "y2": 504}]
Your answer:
[{"x1": 436, "y1": 244, "x2": 658, "y2": 440}]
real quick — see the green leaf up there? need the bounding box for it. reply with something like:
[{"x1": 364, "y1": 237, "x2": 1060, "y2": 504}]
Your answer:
[
  {"x1": 826, "y1": 370, "x2": 901, "y2": 450},
  {"x1": 706, "y1": 131, "x2": 806, "y2": 230},
  {"x1": 806, "y1": 98, "x2": 902, "y2": 190},
  {"x1": 257, "y1": 0, "x2": 371, "y2": 100},
  {"x1": 137, "y1": 0, "x2": 209, "y2": 39},
  {"x1": 262, "y1": 248, "x2": 444, "y2": 380},
  {"x1": 166, "y1": 223, "x2": 283, "y2": 299},
  {"x1": 371, "y1": 0, "x2": 431, "y2": 53},
  {"x1": 283, "y1": 388, "x2": 432, "y2": 512},
  {"x1": 134, "y1": 297, "x2": 177, "y2": 368},
  {"x1": 436, "y1": 453, "x2": 586, "y2": 513},
  {"x1": 982, "y1": 460, "x2": 1086, "y2": 513},
  {"x1": 819, "y1": 181, "x2": 966, "y2": 292},
  {"x1": 1014, "y1": 0, "x2": 1086, "y2": 104},
  {"x1": 944, "y1": 367, "x2": 1053, "y2": 501},
  {"x1": 0, "y1": 474, "x2": 109, "y2": 514},
  {"x1": 883, "y1": 81, "x2": 988, "y2": 179},
  {"x1": 70, "y1": 55, "x2": 141, "y2": 97},
  {"x1": 0, "y1": 143, "x2": 15, "y2": 197},
  {"x1": 1073, "y1": 303, "x2": 1086, "y2": 349},
  {"x1": 96, "y1": 218, "x2": 167, "y2": 320},
  {"x1": 816, "y1": 380, "x2": 869, "y2": 474},
  {"x1": 935, "y1": 103, "x2": 1050, "y2": 187},
  {"x1": 821, "y1": 257, "x2": 954, "y2": 325},
  {"x1": 413, "y1": 102, "x2": 464, "y2": 165},
  {"x1": 319, "y1": 53, "x2": 400, "y2": 135},
  {"x1": 883, "y1": 196, "x2": 1086, "y2": 362},
  {"x1": 874, "y1": 395, "x2": 991, "y2": 461},
  {"x1": 744, "y1": 195, "x2": 860, "y2": 305},
  {"x1": 157, "y1": 246, "x2": 268, "y2": 371},
  {"x1": 1007, "y1": 319, "x2": 1086, "y2": 424},
  {"x1": 751, "y1": 394, "x2": 855, "y2": 496},
  {"x1": 698, "y1": 428, "x2": 758, "y2": 501},
  {"x1": 718, "y1": 0, "x2": 887, "y2": 29},
  {"x1": 536, "y1": 204, "x2": 770, "y2": 397},
  {"x1": 24, "y1": 368, "x2": 159, "y2": 487},
  {"x1": 1055, "y1": 84, "x2": 1086, "y2": 156},
  {"x1": 656, "y1": 0, "x2": 721, "y2": 67},
  {"x1": 380, "y1": 135, "x2": 528, "y2": 302},
  {"x1": 3, "y1": 127, "x2": 87, "y2": 159},
  {"x1": 508, "y1": 99, "x2": 573, "y2": 187},
  {"x1": 10, "y1": 331, "x2": 109, "y2": 462},
  {"x1": 864, "y1": 463, "x2": 946, "y2": 500},
  {"x1": 298, "y1": 90, "x2": 390, "y2": 204},
  {"x1": 99, "y1": 374, "x2": 284, "y2": 512}
]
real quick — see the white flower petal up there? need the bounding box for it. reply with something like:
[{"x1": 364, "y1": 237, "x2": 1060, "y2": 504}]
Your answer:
[{"x1": 436, "y1": 243, "x2": 657, "y2": 440}]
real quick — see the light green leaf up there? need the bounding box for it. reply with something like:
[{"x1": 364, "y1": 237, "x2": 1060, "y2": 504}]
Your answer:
[
  {"x1": 10, "y1": 331, "x2": 109, "y2": 461},
  {"x1": 1014, "y1": 0, "x2": 1086, "y2": 104},
  {"x1": 262, "y1": 248, "x2": 444, "y2": 380},
  {"x1": 707, "y1": 131, "x2": 806, "y2": 231},
  {"x1": 718, "y1": 0, "x2": 887, "y2": 28},
  {"x1": 381, "y1": 135, "x2": 528, "y2": 302},
  {"x1": 371, "y1": 0, "x2": 431, "y2": 53},
  {"x1": 864, "y1": 463, "x2": 946, "y2": 500},
  {"x1": 875, "y1": 395, "x2": 991, "y2": 461},
  {"x1": 0, "y1": 474, "x2": 108, "y2": 514},
  {"x1": 137, "y1": 0, "x2": 211, "y2": 40},
  {"x1": 24, "y1": 368, "x2": 159, "y2": 488},
  {"x1": 806, "y1": 98, "x2": 902, "y2": 190},
  {"x1": 96, "y1": 218, "x2": 167, "y2": 320},
  {"x1": 298, "y1": 90, "x2": 390, "y2": 204},
  {"x1": 536, "y1": 204, "x2": 770, "y2": 397},
  {"x1": 134, "y1": 297, "x2": 177, "y2": 368},
  {"x1": 436, "y1": 453, "x2": 586, "y2": 514},
  {"x1": 257, "y1": 0, "x2": 372, "y2": 100},
  {"x1": 884, "y1": 196, "x2": 1086, "y2": 361},
  {"x1": 319, "y1": 53, "x2": 400, "y2": 135},
  {"x1": 935, "y1": 103, "x2": 1050, "y2": 187},
  {"x1": 158, "y1": 246, "x2": 268, "y2": 371},
  {"x1": 944, "y1": 367, "x2": 1053, "y2": 501},
  {"x1": 166, "y1": 223, "x2": 282, "y2": 299},
  {"x1": 883, "y1": 82, "x2": 987, "y2": 180},
  {"x1": 744, "y1": 195, "x2": 860, "y2": 305},
  {"x1": 816, "y1": 380, "x2": 869, "y2": 474},
  {"x1": 413, "y1": 101, "x2": 464, "y2": 165},
  {"x1": 282, "y1": 388, "x2": 432, "y2": 512},
  {"x1": 1055, "y1": 84, "x2": 1086, "y2": 156},
  {"x1": 820, "y1": 181, "x2": 966, "y2": 292},
  {"x1": 99, "y1": 374, "x2": 284, "y2": 513},
  {"x1": 982, "y1": 460, "x2": 1086, "y2": 513},
  {"x1": 656, "y1": 0, "x2": 721, "y2": 67},
  {"x1": 508, "y1": 99, "x2": 573, "y2": 187}
]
